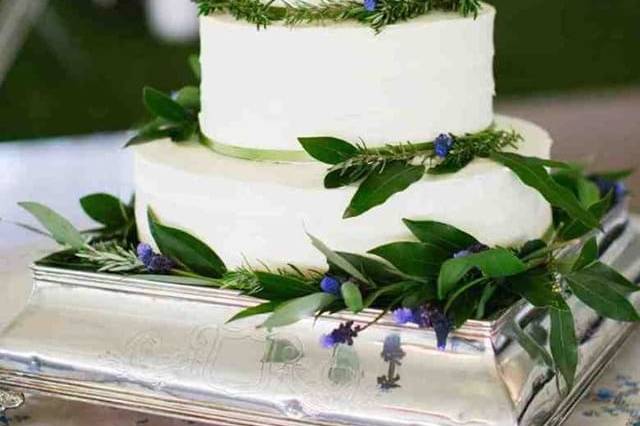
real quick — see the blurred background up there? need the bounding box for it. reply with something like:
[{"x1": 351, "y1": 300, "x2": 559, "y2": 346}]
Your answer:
[{"x1": 0, "y1": 0, "x2": 639, "y2": 203}]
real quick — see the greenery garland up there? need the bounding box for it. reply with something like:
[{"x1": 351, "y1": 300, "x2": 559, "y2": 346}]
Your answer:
[
  {"x1": 193, "y1": 0, "x2": 482, "y2": 32},
  {"x1": 8, "y1": 166, "x2": 635, "y2": 390}
]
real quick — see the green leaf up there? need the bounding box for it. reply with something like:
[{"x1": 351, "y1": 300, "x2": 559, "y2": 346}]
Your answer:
[
  {"x1": 253, "y1": 272, "x2": 316, "y2": 300},
  {"x1": 507, "y1": 270, "x2": 567, "y2": 311},
  {"x1": 227, "y1": 301, "x2": 281, "y2": 323},
  {"x1": 307, "y1": 233, "x2": 369, "y2": 284},
  {"x1": 566, "y1": 270, "x2": 640, "y2": 321},
  {"x1": 261, "y1": 293, "x2": 337, "y2": 329},
  {"x1": 559, "y1": 192, "x2": 613, "y2": 241},
  {"x1": 362, "y1": 281, "x2": 419, "y2": 308},
  {"x1": 438, "y1": 248, "x2": 526, "y2": 299},
  {"x1": 576, "y1": 178, "x2": 601, "y2": 208},
  {"x1": 573, "y1": 237, "x2": 598, "y2": 271},
  {"x1": 147, "y1": 208, "x2": 227, "y2": 278},
  {"x1": 298, "y1": 137, "x2": 358, "y2": 165},
  {"x1": 341, "y1": 281, "x2": 364, "y2": 313},
  {"x1": 401, "y1": 284, "x2": 437, "y2": 308},
  {"x1": 188, "y1": 54, "x2": 201, "y2": 80},
  {"x1": 125, "y1": 126, "x2": 178, "y2": 148},
  {"x1": 591, "y1": 169, "x2": 634, "y2": 181},
  {"x1": 369, "y1": 242, "x2": 449, "y2": 277},
  {"x1": 143, "y1": 86, "x2": 190, "y2": 123},
  {"x1": 576, "y1": 262, "x2": 639, "y2": 294},
  {"x1": 334, "y1": 252, "x2": 407, "y2": 285},
  {"x1": 80, "y1": 193, "x2": 129, "y2": 229},
  {"x1": 175, "y1": 86, "x2": 200, "y2": 110},
  {"x1": 18, "y1": 202, "x2": 85, "y2": 249},
  {"x1": 324, "y1": 167, "x2": 368, "y2": 189},
  {"x1": 550, "y1": 307, "x2": 578, "y2": 389},
  {"x1": 490, "y1": 152, "x2": 600, "y2": 230},
  {"x1": 344, "y1": 162, "x2": 425, "y2": 218},
  {"x1": 402, "y1": 219, "x2": 479, "y2": 253}
]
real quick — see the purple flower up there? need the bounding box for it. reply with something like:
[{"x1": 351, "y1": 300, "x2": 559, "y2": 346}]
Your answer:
[
  {"x1": 137, "y1": 243, "x2": 154, "y2": 265},
  {"x1": 147, "y1": 255, "x2": 175, "y2": 274},
  {"x1": 320, "y1": 275, "x2": 342, "y2": 296},
  {"x1": 392, "y1": 308, "x2": 414, "y2": 325},
  {"x1": 391, "y1": 304, "x2": 451, "y2": 351},
  {"x1": 320, "y1": 321, "x2": 362, "y2": 349},
  {"x1": 590, "y1": 176, "x2": 628, "y2": 202},
  {"x1": 136, "y1": 242, "x2": 174, "y2": 273},
  {"x1": 434, "y1": 134, "x2": 454, "y2": 159},
  {"x1": 364, "y1": 0, "x2": 377, "y2": 11}
]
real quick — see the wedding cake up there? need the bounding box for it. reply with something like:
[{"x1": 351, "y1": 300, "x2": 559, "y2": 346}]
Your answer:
[{"x1": 133, "y1": 2, "x2": 554, "y2": 268}]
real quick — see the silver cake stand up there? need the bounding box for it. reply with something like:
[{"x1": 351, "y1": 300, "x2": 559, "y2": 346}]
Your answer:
[{"x1": 0, "y1": 205, "x2": 639, "y2": 426}]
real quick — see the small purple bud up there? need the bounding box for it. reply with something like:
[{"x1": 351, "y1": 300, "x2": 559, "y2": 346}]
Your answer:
[
  {"x1": 320, "y1": 334, "x2": 337, "y2": 349},
  {"x1": 434, "y1": 134, "x2": 454, "y2": 159},
  {"x1": 320, "y1": 275, "x2": 342, "y2": 296},
  {"x1": 136, "y1": 243, "x2": 154, "y2": 265},
  {"x1": 381, "y1": 334, "x2": 405, "y2": 362},
  {"x1": 147, "y1": 255, "x2": 175, "y2": 274},
  {"x1": 364, "y1": 0, "x2": 377, "y2": 12}
]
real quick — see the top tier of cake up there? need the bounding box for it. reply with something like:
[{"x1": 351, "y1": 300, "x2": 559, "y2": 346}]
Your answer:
[{"x1": 199, "y1": 5, "x2": 495, "y2": 153}]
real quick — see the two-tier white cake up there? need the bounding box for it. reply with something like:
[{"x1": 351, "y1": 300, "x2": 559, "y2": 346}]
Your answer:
[{"x1": 134, "y1": 3, "x2": 553, "y2": 268}]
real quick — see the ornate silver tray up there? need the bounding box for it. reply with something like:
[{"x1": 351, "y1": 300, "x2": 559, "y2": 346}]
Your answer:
[{"x1": 0, "y1": 205, "x2": 639, "y2": 426}]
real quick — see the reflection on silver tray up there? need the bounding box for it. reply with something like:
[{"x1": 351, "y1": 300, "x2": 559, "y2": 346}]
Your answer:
[{"x1": 0, "y1": 205, "x2": 639, "y2": 425}]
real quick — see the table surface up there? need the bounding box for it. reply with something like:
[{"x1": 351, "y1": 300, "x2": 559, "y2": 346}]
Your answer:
[{"x1": 1, "y1": 133, "x2": 639, "y2": 426}]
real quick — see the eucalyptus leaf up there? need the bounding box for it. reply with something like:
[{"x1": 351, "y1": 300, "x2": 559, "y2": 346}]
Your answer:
[
  {"x1": 125, "y1": 126, "x2": 178, "y2": 148},
  {"x1": 80, "y1": 193, "x2": 129, "y2": 229},
  {"x1": 341, "y1": 281, "x2": 364, "y2": 313},
  {"x1": 143, "y1": 86, "x2": 190, "y2": 123},
  {"x1": 576, "y1": 178, "x2": 601, "y2": 208},
  {"x1": 591, "y1": 169, "x2": 634, "y2": 181},
  {"x1": 18, "y1": 202, "x2": 85, "y2": 249},
  {"x1": 261, "y1": 293, "x2": 337, "y2": 329},
  {"x1": 575, "y1": 262, "x2": 639, "y2": 294},
  {"x1": 558, "y1": 192, "x2": 613, "y2": 241},
  {"x1": 227, "y1": 301, "x2": 281, "y2": 323},
  {"x1": 490, "y1": 152, "x2": 600, "y2": 230},
  {"x1": 572, "y1": 237, "x2": 598, "y2": 271},
  {"x1": 550, "y1": 307, "x2": 578, "y2": 389},
  {"x1": 402, "y1": 284, "x2": 437, "y2": 308},
  {"x1": 344, "y1": 162, "x2": 425, "y2": 218},
  {"x1": 566, "y1": 271, "x2": 640, "y2": 321},
  {"x1": 147, "y1": 208, "x2": 227, "y2": 278},
  {"x1": 369, "y1": 242, "x2": 449, "y2": 277},
  {"x1": 253, "y1": 272, "x2": 316, "y2": 300},
  {"x1": 402, "y1": 219, "x2": 478, "y2": 253},
  {"x1": 175, "y1": 86, "x2": 200, "y2": 110},
  {"x1": 507, "y1": 270, "x2": 567, "y2": 311},
  {"x1": 324, "y1": 167, "x2": 368, "y2": 189},
  {"x1": 298, "y1": 137, "x2": 358, "y2": 165},
  {"x1": 307, "y1": 233, "x2": 369, "y2": 284},
  {"x1": 188, "y1": 54, "x2": 201, "y2": 80},
  {"x1": 333, "y1": 252, "x2": 406, "y2": 284},
  {"x1": 438, "y1": 248, "x2": 526, "y2": 299}
]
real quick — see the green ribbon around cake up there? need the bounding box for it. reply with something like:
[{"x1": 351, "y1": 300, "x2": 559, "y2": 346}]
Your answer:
[{"x1": 200, "y1": 135, "x2": 313, "y2": 162}]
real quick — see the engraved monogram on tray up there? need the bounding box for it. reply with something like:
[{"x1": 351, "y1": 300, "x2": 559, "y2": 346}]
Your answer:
[{"x1": 100, "y1": 323, "x2": 376, "y2": 411}]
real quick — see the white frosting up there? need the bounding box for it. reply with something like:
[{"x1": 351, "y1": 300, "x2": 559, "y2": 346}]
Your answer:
[
  {"x1": 135, "y1": 116, "x2": 553, "y2": 269},
  {"x1": 199, "y1": 6, "x2": 495, "y2": 151}
]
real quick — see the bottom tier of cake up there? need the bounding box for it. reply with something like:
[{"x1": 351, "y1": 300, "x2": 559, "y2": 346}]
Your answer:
[{"x1": 134, "y1": 115, "x2": 553, "y2": 269}]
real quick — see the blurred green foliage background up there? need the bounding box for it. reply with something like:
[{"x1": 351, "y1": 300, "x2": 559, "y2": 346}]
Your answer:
[{"x1": 0, "y1": 0, "x2": 639, "y2": 141}]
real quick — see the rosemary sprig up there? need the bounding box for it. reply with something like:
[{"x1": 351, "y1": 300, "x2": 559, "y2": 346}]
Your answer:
[
  {"x1": 194, "y1": 0, "x2": 482, "y2": 31},
  {"x1": 76, "y1": 242, "x2": 145, "y2": 273}
]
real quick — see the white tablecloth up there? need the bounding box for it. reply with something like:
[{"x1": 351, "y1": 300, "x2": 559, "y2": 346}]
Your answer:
[{"x1": 0, "y1": 133, "x2": 638, "y2": 425}]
